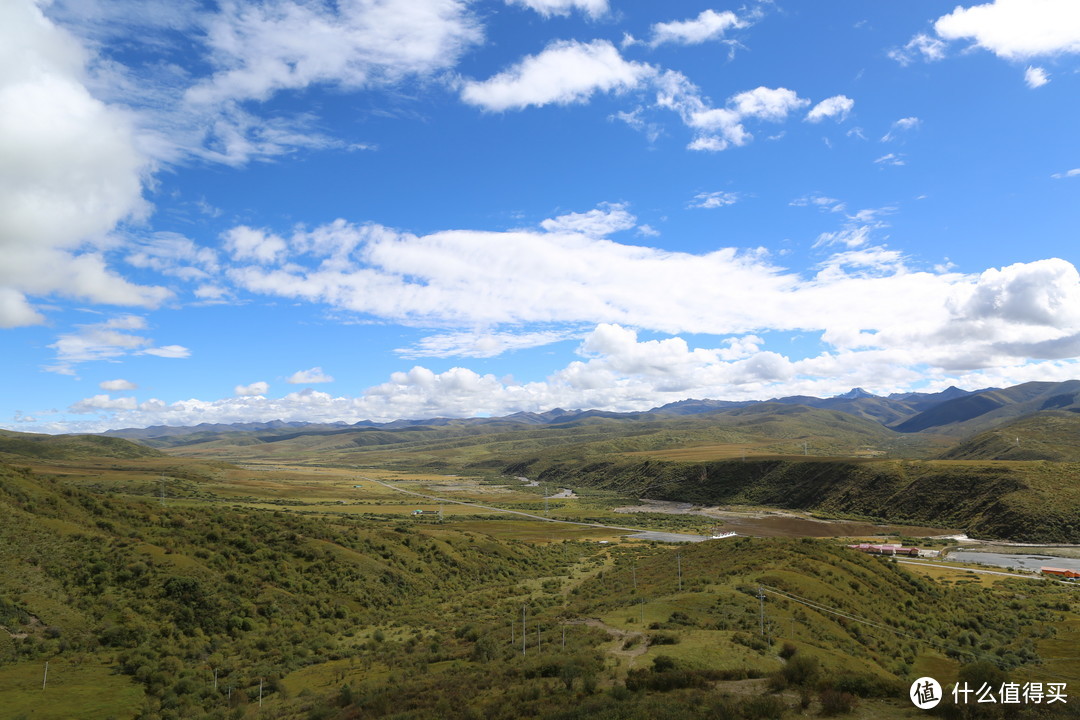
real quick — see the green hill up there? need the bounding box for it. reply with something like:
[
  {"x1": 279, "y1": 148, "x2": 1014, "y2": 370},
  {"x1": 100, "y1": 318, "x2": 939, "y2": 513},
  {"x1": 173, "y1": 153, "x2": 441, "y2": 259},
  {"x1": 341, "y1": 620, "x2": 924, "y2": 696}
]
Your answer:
[
  {"x1": 0, "y1": 429, "x2": 162, "y2": 460},
  {"x1": 940, "y1": 412, "x2": 1080, "y2": 462}
]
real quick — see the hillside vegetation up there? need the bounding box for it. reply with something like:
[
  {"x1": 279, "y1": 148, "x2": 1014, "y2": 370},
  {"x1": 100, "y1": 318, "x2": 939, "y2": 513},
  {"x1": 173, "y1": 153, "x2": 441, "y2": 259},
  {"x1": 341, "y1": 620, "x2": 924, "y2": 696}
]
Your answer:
[
  {"x1": 940, "y1": 412, "x2": 1080, "y2": 462},
  {"x1": 3, "y1": 459, "x2": 1079, "y2": 720},
  {"x1": 0, "y1": 429, "x2": 163, "y2": 461},
  {"x1": 512, "y1": 456, "x2": 1080, "y2": 543}
]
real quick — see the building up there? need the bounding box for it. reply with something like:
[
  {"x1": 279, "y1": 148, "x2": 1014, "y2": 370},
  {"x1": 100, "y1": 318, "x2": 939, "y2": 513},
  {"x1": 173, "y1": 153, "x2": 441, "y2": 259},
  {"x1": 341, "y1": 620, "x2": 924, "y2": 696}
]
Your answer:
[
  {"x1": 847, "y1": 543, "x2": 920, "y2": 557},
  {"x1": 1041, "y1": 567, "x2": 1080, "y2": 579}
]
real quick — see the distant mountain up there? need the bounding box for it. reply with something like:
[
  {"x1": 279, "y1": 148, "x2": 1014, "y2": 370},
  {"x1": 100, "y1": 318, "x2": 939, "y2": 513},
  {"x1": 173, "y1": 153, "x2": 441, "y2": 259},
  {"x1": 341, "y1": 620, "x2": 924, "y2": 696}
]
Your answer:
[
  {"x1": 893, "y1": 380, "x2": 1080, "y2": 435},
  {"x1": 92, "y1": 381, "x2": 1080, "y2": 461}
]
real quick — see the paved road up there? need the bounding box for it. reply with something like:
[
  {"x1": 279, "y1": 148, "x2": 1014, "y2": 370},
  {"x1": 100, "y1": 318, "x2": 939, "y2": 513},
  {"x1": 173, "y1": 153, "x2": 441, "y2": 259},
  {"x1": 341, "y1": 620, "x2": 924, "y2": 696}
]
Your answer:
[{"x1": 360, "y1": 476, "x2": 711, "y2": 543}]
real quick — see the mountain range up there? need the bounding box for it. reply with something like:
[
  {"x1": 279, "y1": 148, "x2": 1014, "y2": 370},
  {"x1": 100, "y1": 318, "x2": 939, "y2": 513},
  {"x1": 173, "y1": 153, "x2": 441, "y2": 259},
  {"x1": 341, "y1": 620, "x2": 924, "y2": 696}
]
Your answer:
[{"x1": 99, "y1": 379, "x2": 1080, "y2": 441}]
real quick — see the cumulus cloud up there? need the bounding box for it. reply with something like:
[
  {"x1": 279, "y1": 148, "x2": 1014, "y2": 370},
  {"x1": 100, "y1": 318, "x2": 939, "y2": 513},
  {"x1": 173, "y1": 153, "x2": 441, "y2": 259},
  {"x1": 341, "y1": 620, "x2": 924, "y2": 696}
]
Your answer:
[
  {"x1": 654, "y1": 73, "x2": 811, "y2": 152},
  {"x1": 287, "y1": 367, "x2": 335, "y2": 384},
  {"x1": 1024, "y1": 66, "x2": 1050, "y2": 88},
  {"x1": 235, "y1": 381, "x2": 269, "y2": 396},
  {"x1": 649, "y1": 9, "x2": 747, "y2": 47},
  {"x1": 0, "y1": 0, "x2": 169, "y2": 328},
  {"x1": 805, "y1": 95, "x2": 854, "y2": 123},
  {"x1": 100, "y1": 379, "x2": 137, "y2": 391},
  {"x1": 933, "y1": 0, "x2": 1080, "y2": 60},
  {"x1": 460, "y1": 40, "x2": 653, "y2": 111},
  {"x1": 505, "y1": 0, "x2": 607, "y2": 18},
  {"x1": 540, "y1": 203, "x2": 637, "y2": 236},
  {"x1": 1052, "y1": 168, "x2": 1080, "y2": 179},
  {"x1": 690, "y1": 191, "x2": 740, "y2": 209},
  {"x1": 893, "y1": 0, "x2": 1080, "y2": 78},
  {"x1": 34, "y1": 305, "x2": 1080, "y2": 432}
]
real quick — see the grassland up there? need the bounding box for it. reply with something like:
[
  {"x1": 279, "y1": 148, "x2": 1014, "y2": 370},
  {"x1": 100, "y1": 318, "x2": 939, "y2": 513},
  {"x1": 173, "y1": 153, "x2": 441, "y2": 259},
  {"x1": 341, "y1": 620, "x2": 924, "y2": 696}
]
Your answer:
[{"x1": 3, "y1": 416, "x2": 1080, "y2": 719}]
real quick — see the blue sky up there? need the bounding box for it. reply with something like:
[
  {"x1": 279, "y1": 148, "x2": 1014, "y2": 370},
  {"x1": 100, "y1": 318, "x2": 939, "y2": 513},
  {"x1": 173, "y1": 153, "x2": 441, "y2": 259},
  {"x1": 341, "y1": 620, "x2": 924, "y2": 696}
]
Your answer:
[{"x1": 3, "y1": 0, "x2": 1080, "y2": 432}]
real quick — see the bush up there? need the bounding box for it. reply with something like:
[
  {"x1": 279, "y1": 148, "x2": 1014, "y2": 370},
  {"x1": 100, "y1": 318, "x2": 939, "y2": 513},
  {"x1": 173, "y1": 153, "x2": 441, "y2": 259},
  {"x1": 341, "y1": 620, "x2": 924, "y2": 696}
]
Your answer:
[
  {"x1": 781, "y1": 653, "x2": 819, "y2": 686},
  {"x1": 820, "y1": 688, "x2": 858, "y2": 715}
]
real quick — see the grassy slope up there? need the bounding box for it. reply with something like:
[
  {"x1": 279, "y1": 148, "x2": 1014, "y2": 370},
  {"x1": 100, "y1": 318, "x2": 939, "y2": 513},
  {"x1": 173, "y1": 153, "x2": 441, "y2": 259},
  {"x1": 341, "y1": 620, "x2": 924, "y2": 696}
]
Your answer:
[
  {"x1": 940, "y1": 411, "x2": 1080, "y2": 462},
  {"x1": 520, "y1": 456, "x2": 1080, "y2": 543},
  {"x1": 0, "y1": 429, "x2": 162, "y2": 461},
  {"x1": 3, "y1": 458, "x2": 1079, "y2": 719}
]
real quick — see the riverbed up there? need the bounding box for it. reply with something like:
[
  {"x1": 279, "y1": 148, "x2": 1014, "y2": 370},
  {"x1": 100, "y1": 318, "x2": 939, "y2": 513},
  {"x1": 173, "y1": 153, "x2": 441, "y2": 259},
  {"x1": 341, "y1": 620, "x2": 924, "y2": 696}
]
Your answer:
[{"x1": 613, "y1": 499, "x2": 957, "y2": 538}]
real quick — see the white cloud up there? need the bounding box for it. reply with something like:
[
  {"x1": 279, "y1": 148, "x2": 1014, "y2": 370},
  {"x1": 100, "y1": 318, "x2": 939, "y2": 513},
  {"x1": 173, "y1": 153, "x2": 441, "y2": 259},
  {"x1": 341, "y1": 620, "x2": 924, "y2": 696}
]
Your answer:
[
  {"x1": 649, "y1": 9, "x2": 747, "y2": 47},
  {"x1": 505, "y1": 0, "x2": 607, "y2": 18},
  {"x1": 69, "y1": 394, "x2": 138, "y2": 413},
  {"x1": 221, "y1": 208, "x2": 1080, "y2": 384},
  {"x1": 397, "y1": 329, "x2": 578, "y2": 359},
  {"x1": 1024, "y1": 65, "x2": 1050, "y2": 88},
  {"x1": 47, "y1": 315, "x2": 152, "y2": 373},
  {"x1": 659, "y1": 76, "x2": 810, "y2": 152},
  {"x1": 35, "y1": 302, "x2": 1080, "y2": 431},
  {"x1": 874, "y1": 153, "x2": 905, "y2": 166},
  {"x1": 690, "y1": 191, "x2": 740, "y2": 209},
  {"x1": 100, "y1": 379, "x2": 137, "y2": 391},
  {"x1": 235, "y1": 381, "x2": 269, "y2": 396},
  {"x1": 0, "y1": 0, "x2": 169, "y2": 328},
  {"x1": 933, "y1": 0, "x2": 1080, "y2": 60},
  {"x1": 1052, "y1": 168, "x2": 1080, "y2": 179},
  {"x1": 288, "y1": 367, "x2": 335, "y2": 384},
  {"x1": 186, "y1": 0, "x2": 483, "y2": 106},
  {"x1": 790, "y1": 194, "x2": 846, "y2": 213},
  {"x1": 223, "y1": 226, "x2": 288, "y2": 264},
  {"x1": 728, "y1": 87, "x2": 810, "y2": 121},
  {"x1": 805, "y1": 95, "x2": 854, "y2": 123},
  {"x1": 888, "y1": 33, "x2": 948, "y2": 65},
  {"x1": 540, "y1": 203, "x2": 637, "y2": 236},
  {"x1": 460, "y1": 40, "x2": 654, "y2": 111},
  {"x1": 125, "y1": 232, "x2": 220, "y2": 281},
  {"x1": 814, "y1": 226, "x2": 874, "y2": 249},
  {"x1": 141, "y1": 345, "x2": 191, "y2": 359},
  {"x1": 881, "y1": 117, "x2": 920, "y2": 142}
]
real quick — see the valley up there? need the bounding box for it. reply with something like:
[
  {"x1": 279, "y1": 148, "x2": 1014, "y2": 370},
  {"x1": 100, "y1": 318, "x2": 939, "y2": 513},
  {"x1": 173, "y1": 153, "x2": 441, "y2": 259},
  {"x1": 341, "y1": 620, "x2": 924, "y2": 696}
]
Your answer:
[{"x1": 3, "y1": 381, "x2": 1080, "y2": 718}]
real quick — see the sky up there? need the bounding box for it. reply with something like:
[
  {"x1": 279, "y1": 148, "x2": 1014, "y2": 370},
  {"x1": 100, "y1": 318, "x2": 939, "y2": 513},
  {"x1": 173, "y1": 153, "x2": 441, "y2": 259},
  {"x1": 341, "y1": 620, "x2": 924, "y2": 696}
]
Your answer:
[{"x1": 3, "y1": 0, "x2": 1080, "y2": 433}]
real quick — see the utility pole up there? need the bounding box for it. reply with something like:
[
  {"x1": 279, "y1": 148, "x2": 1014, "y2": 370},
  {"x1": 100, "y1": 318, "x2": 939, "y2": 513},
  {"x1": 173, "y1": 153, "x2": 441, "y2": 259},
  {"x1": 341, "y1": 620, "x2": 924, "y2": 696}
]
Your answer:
[
  {"x1": 522, "y1": 606, "x2": 527, "y2": 657},
  {"x1": 562, "y1": 626, "x2": 566, "y2": 649},
  {"x1": 758, "y1": 586, "x2": 765, "y2": 636},
  {"x1": 213, "y1": 667, "x2": 218, "y2": 692},
  {"x1": 259, "y1": 678, "x2": 263, "y2": 708},
  {"x1": 803, "y1": 442, "x2": 808, "y2": 456},
  {"x1": 42, "y1": 661, "x2": 48, "y2": 691}
]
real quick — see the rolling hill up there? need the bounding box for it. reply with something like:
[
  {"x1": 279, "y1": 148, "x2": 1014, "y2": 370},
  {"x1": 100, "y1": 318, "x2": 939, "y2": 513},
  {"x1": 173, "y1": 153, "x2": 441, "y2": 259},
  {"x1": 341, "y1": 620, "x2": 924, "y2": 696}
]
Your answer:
[{"x1": 0, "y1": 429, "x2": 162, "y2": 461}]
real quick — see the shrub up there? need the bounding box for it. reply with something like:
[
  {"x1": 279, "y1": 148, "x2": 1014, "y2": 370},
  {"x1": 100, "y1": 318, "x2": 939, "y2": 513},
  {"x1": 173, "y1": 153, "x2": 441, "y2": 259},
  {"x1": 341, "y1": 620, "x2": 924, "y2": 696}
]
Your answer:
[{"x1": 820, "y1": 688, "x2": 858, "y2": 715}]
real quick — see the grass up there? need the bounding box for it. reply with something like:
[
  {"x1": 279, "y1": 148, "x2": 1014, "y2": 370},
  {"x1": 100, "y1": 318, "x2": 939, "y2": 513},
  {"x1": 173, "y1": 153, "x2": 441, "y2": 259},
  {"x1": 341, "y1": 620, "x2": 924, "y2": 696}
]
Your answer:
[{"x1": 0, "y1": 661, "x2": 143, "y2": 720}]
